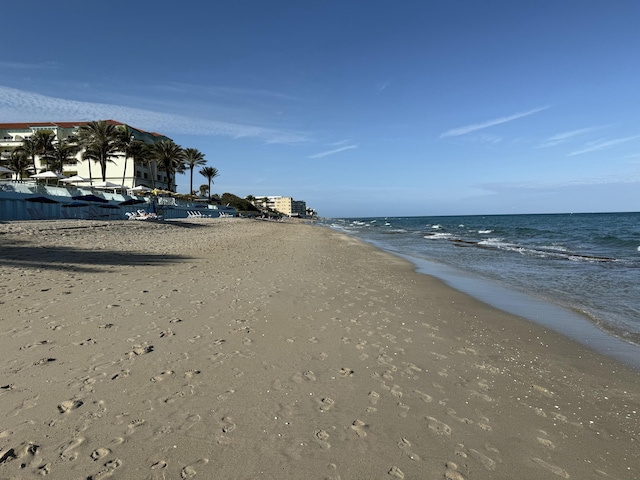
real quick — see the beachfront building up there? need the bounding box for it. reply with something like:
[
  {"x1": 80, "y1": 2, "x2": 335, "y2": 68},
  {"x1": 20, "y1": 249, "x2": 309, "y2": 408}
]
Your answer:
[
  {"x1": 0, "y1": 120, "x2": 174, "y2": 190},
  {"x1": 254, "y1": 195, "x2": 307, "y2": 217}
]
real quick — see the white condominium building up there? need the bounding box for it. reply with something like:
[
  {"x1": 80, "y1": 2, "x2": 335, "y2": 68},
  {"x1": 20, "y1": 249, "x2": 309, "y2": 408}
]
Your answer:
[
  {"x1": 255, "y1": 195, "x2": 307, "y2": 217},
  {"x1": 0, "y1": 120, "x2": 174, "y2": 190}
]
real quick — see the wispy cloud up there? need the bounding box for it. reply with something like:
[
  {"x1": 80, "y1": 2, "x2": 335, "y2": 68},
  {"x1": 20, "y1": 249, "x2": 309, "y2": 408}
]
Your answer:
[
  {"x1": 376, "y1": 81, "x2": 390, "y2": 94},
  {"x1": 0, "y1": 61, "x2": 59, "y2": 70},
  {"x1": 537, "y1": 126, "x2": 607, "y2": 148},
  {"x1": 568, "y1": 134, "x2": 640, "y2": 156},
  {"x1": 0, "y1": 86, "x2": 308, "y2": 144},
  {"x1": 152, "y1": 82, "x2": 305, "y2": 102},
  {"x1": 441, "y1": 105, "x2": 551, "y2": 138},
  {"x1": 308, "y1": 144, "x2": 358, "y2": 159},
  {"x1": 479, "y1": 173, "x2": 640, "y2": 193}
]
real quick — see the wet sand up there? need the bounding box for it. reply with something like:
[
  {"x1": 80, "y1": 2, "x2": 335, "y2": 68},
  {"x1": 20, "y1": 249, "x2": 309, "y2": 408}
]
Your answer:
[{"x1": 0, "y1": 218, "x2": 638, "y2": 479}]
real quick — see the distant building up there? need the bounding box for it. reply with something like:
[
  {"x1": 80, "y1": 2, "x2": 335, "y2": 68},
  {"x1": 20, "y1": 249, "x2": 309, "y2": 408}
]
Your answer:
[
  {"x1": 254, "y1": 195, "x2": 307, "y2": 217},
  {"x1": 0, "y1": 120, "x2": 174, "y2": 190}
]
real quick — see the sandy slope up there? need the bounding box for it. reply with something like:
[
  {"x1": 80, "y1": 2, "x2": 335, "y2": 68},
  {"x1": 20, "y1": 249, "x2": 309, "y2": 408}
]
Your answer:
[{"x1": 0, "y1": 218, "x2": 638, "y2": 479}]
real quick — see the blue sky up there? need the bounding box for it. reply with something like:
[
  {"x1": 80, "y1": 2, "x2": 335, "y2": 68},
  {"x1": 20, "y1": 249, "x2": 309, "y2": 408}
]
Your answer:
[{"x1": 1, "y1": 1, "x2": 639, "y2": 217}]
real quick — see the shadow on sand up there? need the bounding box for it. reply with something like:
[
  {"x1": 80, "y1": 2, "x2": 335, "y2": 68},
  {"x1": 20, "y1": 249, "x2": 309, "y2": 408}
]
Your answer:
[{"x1": 0, "y1": 240, "x2": 191, "y2": 273}]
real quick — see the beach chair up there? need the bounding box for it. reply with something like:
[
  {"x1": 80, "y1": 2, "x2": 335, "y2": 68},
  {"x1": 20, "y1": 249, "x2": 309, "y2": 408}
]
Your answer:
[
  {"x1": 87, "y1": 205, "x2": 109, "y2": 219},
  {"x1": 27, "y1": 208, "x2": 45, "y2": 220}
]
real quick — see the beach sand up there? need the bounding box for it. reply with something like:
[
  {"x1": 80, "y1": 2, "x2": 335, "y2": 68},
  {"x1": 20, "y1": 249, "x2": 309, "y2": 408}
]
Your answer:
[{"x1": 0, "y1": 218, "x2": 638, "y2": 479}]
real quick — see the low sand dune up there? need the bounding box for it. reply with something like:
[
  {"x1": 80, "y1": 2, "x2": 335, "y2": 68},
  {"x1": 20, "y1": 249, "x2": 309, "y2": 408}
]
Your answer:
[{"x1": 0, "y1": 218, "x2": 638, "y2": 479}]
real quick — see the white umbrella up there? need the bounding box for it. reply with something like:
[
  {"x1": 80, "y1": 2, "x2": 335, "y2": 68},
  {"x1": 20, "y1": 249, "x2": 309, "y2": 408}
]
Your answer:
[
  {"x1": 92, "y1": 181, "x2": 123, "y2": 188},
  {"x1": 127, "y1": 185, "x2": 151, "y2": 194},
  {"x1": 128, "y1": 185, "x2": 152, "y2": 192},
  {"x1": 60, "y1": 175, "x2": 88, "y2": 183},
  {"x1": 30, "y1": 171, "x2": 65, "y2": 179}
]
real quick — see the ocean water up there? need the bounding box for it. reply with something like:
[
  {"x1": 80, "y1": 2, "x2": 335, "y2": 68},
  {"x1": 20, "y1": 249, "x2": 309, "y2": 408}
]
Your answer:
[{"x1": 323, "y1": 213, "x2": 640, "y2": 367}]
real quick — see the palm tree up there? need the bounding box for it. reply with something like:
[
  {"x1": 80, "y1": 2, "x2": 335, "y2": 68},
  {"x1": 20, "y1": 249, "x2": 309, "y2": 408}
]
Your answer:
[
  {"x1": 116, "y1": 127, "x2": 147, "y2": 187},
  {"x1": 199, "y1": 184, "x2": 209, "y2": 197},
  {"x1": 75, "y1": 120, "x2": 122, "y2": 182},
  {"x1": 183, "y1": 148, "x2": 207, "y2": 199},
  {"x1": 147, "y1": 140, "x2": 185, "y2": 192},
  {"x1": 136, "y1": 144, "x2": 157, "y2": 188},
  {"x1": 17, "y1": 130, "x2": 55, "y2": 173},
  {"x1": 40, "y1": 139, "x2": 79, "y2": 173},
  {"x1": 199, "y1": 166, "x2": 219, "y2": 200},
  {"x1": 5, "y1": 149, "x2": 32, "y2": 179}
]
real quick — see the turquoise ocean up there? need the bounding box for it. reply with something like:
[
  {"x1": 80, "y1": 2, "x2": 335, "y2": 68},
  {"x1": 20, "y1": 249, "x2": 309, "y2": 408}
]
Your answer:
[{"x1": 323, "y1": 212, "x2": 640, "y2": 369}]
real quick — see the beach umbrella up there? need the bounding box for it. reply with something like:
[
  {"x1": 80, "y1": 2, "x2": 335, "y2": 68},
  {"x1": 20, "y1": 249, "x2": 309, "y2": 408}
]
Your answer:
[
  {"x1": 119, "y1": 198, "x2": 146, "y2": 206},
  {"x1": 128, "y1": 185, "x2": 152, "y2": 193},
  {"x1": 62, "y1": 201, "x2": 89, "y2": 207},
  {"x1": 72, "y1": 194, "x2": 109, "y2": 203},
  {"x1": 60, "y1": 175, "x2": 88, "y2": 184},
  {"x1": 98, "y1": 204, "x2": 120, "y2": 209},
  {"x1": 30, "y1": 171, "x2": 65, "y2": 179},
  {"x1": 25, "y1": 196, "x2": 59, "y2": 204},
  {"x1": 92, "y1": 181, "x2": 124, "y2": 189},
  {"x1": 0, "y1": 166, "x2": 14, "y2": 174}
]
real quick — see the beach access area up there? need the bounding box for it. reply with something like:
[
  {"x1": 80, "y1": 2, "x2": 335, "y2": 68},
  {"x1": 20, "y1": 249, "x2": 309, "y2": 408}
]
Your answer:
[{"x1": 1, "y1": 218, "x2": 638, "y2": 479}]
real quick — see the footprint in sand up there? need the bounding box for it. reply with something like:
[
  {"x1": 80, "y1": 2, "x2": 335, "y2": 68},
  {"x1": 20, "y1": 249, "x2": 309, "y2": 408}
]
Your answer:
[
  {"x1": 57, "y1": 400, "x2": 83, "y2": 414},
  {"x1": 151, "y1": 370, "x2": 175, "y2": 382},
  {"x1": 221, "y1": 416, "x2": 236, "y2": 433},
  {"x1": 294, "y1": 370, "x2": 316, "y2": 382},
  {"x1": 536, "y1": 430, "x2": 556, "y2": 449},
  {"x1": 91, "y1": 447, "x2": 111, "y2": 461},
  {"x1": 426, "y1": 416, "x2": 452, "y2": 436},
  {"x1": 388, "y1": 465, "x2": 405, "y2": 478},
  {"x1": 444, "y1": 461, "x2": 466, "y2": 480},
  {"x1": 531, "y1": 458, "x2": 570, "y2": 478},
  {"x1": 127, "y1": 419, "x2": 145, "y2": 433},
  {"x1": 339, "y1": 367, "x2": 354, "y2": 377},
  {"x1": 351, "y1": 419, "x2": 368, "y2": 438},
  {"x1": 368, "y1": 391, "x2": 380, "y2": 405},
  {"x1": 111, "y1": 370, "x2": 130, "y2": 380},
  {"x1": 398, "y1": 437, "x2": 421, "y2": 461},
  {"x1": 181, "y1": 458, "x2": 209, "y2": 478},
  {"x1": 446, "y1": 408, "x2": 473, "y2": 425},
  {"x1": 88, "y1": 458, "x2": 122, "y2": 480},
  {"x1": 468, "y1": 448, "x2": 498, "y2": 471},
  {"x1": 179, "y1": 414, "x2": 202, "y2": 432},
  {"x1": 313, "y1": 429, "x2": 331, "y2": 449},
  {"x1": 318, "y1": 396, "x2": 335, "y2": 412},
  {"x1": 0, "y1": 442, "x2": 39, "y2": 467},
  {"x1": 413, "y1": 389, "x2": 433, "y2": 403},
  {"x1": 59, "y1": 437, "x2": 84, "y2": 461}
]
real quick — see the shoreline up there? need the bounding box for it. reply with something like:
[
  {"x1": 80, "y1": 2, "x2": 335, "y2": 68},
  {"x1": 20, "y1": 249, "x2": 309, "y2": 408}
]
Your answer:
[
  {"x1": 321, "y1": 219, "x2": 640, "y2": 371},
  {"x1": 1, "y1": 219, "x2": 638, "y2": 479},
  {"x1": 380, "y1": 242, "x2": 640, "y2": 371}
]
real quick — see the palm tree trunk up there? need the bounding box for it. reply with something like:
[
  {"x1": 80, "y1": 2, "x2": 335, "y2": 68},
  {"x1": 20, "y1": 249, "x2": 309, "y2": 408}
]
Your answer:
[
  {"x1": 149, "y1": 161, "x2": 156, "y2": 188},
  {"x1": 122, "y1": 154, "x2": 128, "y2": 187}
]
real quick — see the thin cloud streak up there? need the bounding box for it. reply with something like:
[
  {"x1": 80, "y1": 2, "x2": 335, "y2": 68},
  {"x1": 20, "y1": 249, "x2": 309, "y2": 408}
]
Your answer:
[
  {"x1": 441, "y1": 105, "x2": 551, "y2": 138},
  {"x1": 568, "y1": 134, "x2": 640, "y2": 156},
  {"x1": 308, "y1": 144, "x2": 358, "y2": 159},
  {"x1": 0, "y1": 86, "x2": 308, "y2": 144},
  {"x1": 0, "y1": 61, "x2": 59, "y2": 70},
  {"x1": 479, "y1": 173, "x2": 640, "y2": 193},
  {"x1": 537, "y1": 126, "x2": 605, "y2": 148}
]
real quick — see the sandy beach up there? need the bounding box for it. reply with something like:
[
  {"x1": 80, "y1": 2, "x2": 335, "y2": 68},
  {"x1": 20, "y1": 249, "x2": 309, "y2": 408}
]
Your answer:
[{"x1": 1, "y1": 218, "x2": 638, "y2": 480}]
